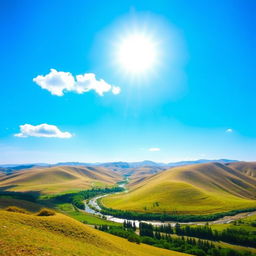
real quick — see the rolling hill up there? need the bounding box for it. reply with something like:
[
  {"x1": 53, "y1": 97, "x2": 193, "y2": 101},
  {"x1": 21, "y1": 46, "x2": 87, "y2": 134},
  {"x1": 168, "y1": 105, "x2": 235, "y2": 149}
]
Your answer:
[
  {"x1": 0, "y1": 210, "x2": 190, "y2": 256},
  {"x1": 227, "y1": 161, "x2": 256, "y2": 178},
  {"x1": 124, "y1": 166, "x2": 167, "y2": 187},
  {"x1": 0, "y1": 166, "x2": 122, "y2": 194},
  {"x1": 101, "y1": 162, "x2": 256, "y2": 215}
]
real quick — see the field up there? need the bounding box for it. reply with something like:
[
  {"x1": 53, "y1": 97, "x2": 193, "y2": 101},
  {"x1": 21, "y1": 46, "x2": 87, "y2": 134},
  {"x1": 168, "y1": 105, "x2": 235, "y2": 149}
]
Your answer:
[
  {"x1": 0, "y1": 166, "x2": 122, "y2": 194},
  {"x1": 101, "y1": 162, "x2": 256, "y2": 214},
  {"x1": 0, "y1": 209, "x2": 190, "y2": 256}
]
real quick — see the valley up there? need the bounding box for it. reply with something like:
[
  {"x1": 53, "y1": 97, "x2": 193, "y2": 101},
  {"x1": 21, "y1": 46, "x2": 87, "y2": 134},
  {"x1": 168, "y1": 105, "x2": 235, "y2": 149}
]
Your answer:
[{"x1": 0, "y1": 161, "x2": 255, "y2": 256}]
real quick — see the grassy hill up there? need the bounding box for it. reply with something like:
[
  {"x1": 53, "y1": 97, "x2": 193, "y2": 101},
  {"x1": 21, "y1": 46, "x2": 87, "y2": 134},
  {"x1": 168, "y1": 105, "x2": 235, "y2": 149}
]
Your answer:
[
  {"x1": 0, "y1": 210, "x2": 190, "y2": 256},
  {"x1": 228, "y1": 161, "x2": 256, "y2": 178},
  {"x1": 101, "y1": 162, "x2": 256, "y2": 215},
  {"x1": 0, "y1": 166, "x2": 122, "y2": 194},
  {"x1": 124, "y1": 166, "x2": 166, "y2": 186}
]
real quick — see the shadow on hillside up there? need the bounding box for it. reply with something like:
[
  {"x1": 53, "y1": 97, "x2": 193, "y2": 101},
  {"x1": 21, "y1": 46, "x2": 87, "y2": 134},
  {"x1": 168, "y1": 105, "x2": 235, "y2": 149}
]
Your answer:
[{"x1": 0, "y1": 187, "x2": 42, "y2": 202}]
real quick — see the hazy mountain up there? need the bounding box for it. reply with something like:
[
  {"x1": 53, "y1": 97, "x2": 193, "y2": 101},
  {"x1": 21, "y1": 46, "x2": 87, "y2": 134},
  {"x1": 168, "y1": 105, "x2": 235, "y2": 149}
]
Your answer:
[
  {"x1": 167, "y1": 159, "x2": 238, "y2": 167},
  {"x1": 0, "y1": 159, "x2": 238, "y2": 174}
]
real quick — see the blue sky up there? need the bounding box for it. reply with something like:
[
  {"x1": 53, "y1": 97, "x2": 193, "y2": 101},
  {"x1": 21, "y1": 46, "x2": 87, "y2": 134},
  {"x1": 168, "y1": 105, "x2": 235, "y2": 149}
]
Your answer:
[{"x1": 0, "y1": 0, "x2": 255, "y2": 164}]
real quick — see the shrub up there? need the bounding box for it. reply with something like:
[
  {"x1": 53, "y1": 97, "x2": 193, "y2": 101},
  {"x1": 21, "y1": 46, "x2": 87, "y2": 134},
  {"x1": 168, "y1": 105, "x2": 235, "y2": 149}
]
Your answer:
[
  {"x1": 36, "y1": 208, "x2": 55, "y2": 216},
  {"x1": 128, "y1": 234, "x2": 140, "y2": 244},
  {"x1": 5, "y1": 206, "x2": 29, "y2": 214}
]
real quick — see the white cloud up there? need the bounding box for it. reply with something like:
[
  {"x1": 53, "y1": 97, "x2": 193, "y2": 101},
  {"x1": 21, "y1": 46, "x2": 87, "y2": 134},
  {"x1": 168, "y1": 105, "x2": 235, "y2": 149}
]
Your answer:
[
  {"x1": 33, "y1": 69, "x2": 121, "y2": 96},
  {"x1": 33, "y1": 69, "x2": 75, "y2": 96},
  {"x1": 112, "y1": 86, "x2": 121, "y2": 95},
  {"x1": 148, "y1": 147, "x2": 161, "y2": 152},
  {"x1": 15, "y1": 124, "x2": 72, "y2": 138},
  {"x1": 226, "y1": 128, "x2": 233, "y2": 133},
  {"x1": 75, "y1": 73, "x2": 112, "y2": 96}
]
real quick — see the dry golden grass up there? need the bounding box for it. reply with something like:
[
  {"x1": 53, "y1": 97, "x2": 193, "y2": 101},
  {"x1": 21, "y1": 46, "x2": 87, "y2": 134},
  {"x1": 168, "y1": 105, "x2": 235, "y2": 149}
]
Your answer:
[
  {"x1": 228, "y1": 161, "x2": 256, "y2": 178},
  {"x1": 0, "y1": 166, "x2": 122, "y2": 194},
  {"x1": 0, "y1": 210, "x2": 191, "y2": 256},
  {"x1": 102, "y1": 162, "x2": 256, "y2": 214},
  {"x1": 126, "y1": 166, "x2": 165, "y2": 188}
]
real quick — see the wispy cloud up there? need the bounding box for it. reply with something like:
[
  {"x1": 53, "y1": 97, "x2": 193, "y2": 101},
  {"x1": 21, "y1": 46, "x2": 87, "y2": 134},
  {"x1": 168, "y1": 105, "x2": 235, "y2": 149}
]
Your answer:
[
  {"x1": 33, "y1": 69, "x2": 121, "y2": 96},
  {"x1": 225, "y1": 128, "x2": 233, "y2": 133},
  {"x1": 148, "y1": 147, "x2": 160, "y2": 152},
  {"x1": 15, "y1": 124, "x2": 72, "y2": 138}
]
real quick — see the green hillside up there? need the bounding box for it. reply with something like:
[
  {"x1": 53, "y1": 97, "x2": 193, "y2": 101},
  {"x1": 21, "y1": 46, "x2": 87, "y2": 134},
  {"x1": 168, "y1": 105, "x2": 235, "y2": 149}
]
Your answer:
[{"x1": 102, "y1": 162, "x2": 256, "y2": 214}]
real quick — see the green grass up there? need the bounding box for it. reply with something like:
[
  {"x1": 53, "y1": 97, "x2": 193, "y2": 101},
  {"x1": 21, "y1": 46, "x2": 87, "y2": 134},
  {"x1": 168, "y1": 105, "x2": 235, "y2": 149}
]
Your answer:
[
  {"x1": 209, "y1": 213, "x2": 256, "y2": 232},
  {"x1": 102, "y1": 181, "x2": 256, "y2": 214},
  {"x1": 56, "y1": 202, "x2": 121, "y2": 226},
  {"x1": 170, "y1": 233, "x2": 256, "y2": 254},
  {"x1": 102, "y1": 163, "x2": 256, "y2": 215}
]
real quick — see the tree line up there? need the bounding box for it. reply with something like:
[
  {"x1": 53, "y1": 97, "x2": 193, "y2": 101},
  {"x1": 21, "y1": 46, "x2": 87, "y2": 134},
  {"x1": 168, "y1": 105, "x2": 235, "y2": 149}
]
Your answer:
[
  {"x1": 95, "y1": 221, "x2": 254, "y2": 256},
  {"x1": 172, "y1": 223, "x2": 256, "y2": 248},
  {"x1": 52, "y1": 187, "x2": 125, "y2": 209}
]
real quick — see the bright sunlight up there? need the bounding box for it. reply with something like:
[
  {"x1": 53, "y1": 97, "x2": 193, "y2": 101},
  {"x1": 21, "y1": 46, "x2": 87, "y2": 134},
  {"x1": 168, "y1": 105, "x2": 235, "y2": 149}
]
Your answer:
[{"x1": 116, "y1": 33, "x2": 158, "y2": 74}]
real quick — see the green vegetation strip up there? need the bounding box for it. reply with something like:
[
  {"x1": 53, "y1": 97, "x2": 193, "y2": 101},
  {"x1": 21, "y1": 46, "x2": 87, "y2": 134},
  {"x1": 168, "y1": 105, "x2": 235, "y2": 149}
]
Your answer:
[
  {"x1": 98, "y1": 199, "x2": 256, "y2": 222},
  {"x1": 56, "y1": 203, "x2": 121, "y2": 226},
  {"x1": 47, "y1": 187, "x2": 125, "y2": 209},
  {"x1": 96, "y1": 221, "x2": 255, "y2": 256}
]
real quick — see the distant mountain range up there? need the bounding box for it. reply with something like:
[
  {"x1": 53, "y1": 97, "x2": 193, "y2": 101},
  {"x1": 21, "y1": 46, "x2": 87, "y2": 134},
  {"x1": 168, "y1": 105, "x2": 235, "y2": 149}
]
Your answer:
[
  {"x1": 54, "y1": 159, "x2": 239, "y2": 168},
  {"x1": 0, "y1": 159, "x2": 238, "y2": 173}
]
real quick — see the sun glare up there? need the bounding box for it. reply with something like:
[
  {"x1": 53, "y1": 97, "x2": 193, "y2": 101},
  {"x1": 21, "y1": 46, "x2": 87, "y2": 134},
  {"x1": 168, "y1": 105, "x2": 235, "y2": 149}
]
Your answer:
[{"x1": 116, "y1": 33, "x2": 158, "y2": 74}]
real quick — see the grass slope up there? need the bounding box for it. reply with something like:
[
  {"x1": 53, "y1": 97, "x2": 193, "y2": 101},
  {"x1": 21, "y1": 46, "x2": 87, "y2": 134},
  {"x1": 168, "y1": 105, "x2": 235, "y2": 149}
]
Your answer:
[
  {"x1": 102, "y1": 162, "x2": 256, "y2": 214},
  {"x1": 0, "y1": 196, "x2": 43, "y2": 212},
  {"x1": 126, "y1": 166, "x2": 166, "y2": 188},
  {"x1": 228, "y1": 162, "x2": 256, "y2": 178},
  {"x1": 0, "y1": 166, "x2": 122, "y2": 194},
  {"x1": 0, "y1": 210, "x2": 190, "y2": 256}
]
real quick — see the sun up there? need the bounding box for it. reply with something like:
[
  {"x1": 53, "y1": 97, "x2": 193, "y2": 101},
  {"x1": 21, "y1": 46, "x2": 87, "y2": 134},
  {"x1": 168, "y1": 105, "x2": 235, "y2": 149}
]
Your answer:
[{"x1": 116, "y1": 33, "x2": 158, "y2": 74}]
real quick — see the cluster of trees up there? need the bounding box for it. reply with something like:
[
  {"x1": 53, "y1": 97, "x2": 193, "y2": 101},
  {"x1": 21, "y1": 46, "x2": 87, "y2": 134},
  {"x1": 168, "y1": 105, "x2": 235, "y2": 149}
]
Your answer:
[
  {"x1": 154, "y1": 224, "x2": 174, "y2": 234},
  {"x1": 123, "y1": 220, "x2": 136, "y2": 231},
  {"x1": 174, "y1": 223, "x2": 256, "y2": 248},
  {"x1": 139, "y1": 222, "x2": 154, "y2": 237},
  {"x1": 99, "y1": 202, "x2": 256, "y2": 222},
  {"x1": 54, "y1": 187, "x2": 125, "y2": 209},
  {"x1": 95, "y1": 224, "x2": 140, "y2": 244},
  {"x1": 218, "y1": 228, "x2": 255, "y2": 248},
  {"x1": 95, "y1": 221, "x2": 254, "y2": 256}
]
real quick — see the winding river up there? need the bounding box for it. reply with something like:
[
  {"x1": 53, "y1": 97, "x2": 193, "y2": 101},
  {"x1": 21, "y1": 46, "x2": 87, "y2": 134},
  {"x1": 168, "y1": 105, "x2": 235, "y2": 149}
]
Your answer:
[{"x1": 83, "y1": 184, "x2": 256, "y2": 228}]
